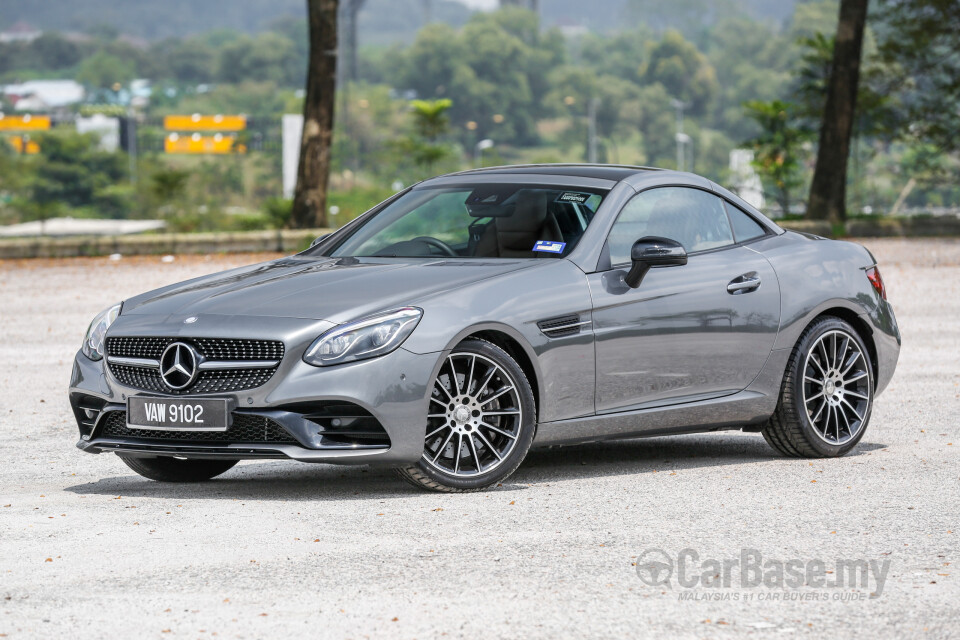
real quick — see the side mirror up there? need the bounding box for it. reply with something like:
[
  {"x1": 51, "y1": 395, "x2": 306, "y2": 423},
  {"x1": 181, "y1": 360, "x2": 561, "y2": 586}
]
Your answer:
[
  {"x1": 310, "y1": 233, "x2": 331, "y2": 248},
  {"x1": 624, "y1": 236, "x2": 687, "y2": 288}
]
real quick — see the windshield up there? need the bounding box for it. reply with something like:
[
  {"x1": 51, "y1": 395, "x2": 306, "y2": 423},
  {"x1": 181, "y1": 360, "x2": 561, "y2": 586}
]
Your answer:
[{"x1": 327, "y1": 183, "x2": 607, "y2": 259}]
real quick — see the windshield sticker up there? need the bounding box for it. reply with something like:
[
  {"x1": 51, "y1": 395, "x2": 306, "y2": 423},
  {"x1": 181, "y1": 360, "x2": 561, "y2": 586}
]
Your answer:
[
  {"x1": 533, "y1": 240, "x2": 566, "y2": 253},
  {"x1": 556, "y1": 192, "x2": 590, "y2": 204}
]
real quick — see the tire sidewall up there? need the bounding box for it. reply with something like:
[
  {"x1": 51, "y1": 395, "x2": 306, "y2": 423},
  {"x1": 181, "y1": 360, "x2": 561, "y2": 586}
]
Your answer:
[
  {"x1": 790, "y1": 318, "x2": 874, "y2": 456},
  {"x1": 412, "y1": 339, "x2": 537, "y2": 490}
]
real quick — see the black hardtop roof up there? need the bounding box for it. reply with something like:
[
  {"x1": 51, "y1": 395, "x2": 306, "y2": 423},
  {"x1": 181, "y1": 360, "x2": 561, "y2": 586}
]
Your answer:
[{"x1": 441, "y1": 163, "x2": 662, "y2": 182}]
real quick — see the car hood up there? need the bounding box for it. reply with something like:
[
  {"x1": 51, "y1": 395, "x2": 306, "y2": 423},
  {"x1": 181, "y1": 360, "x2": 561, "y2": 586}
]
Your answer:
[{"x1": 122, "y1": 257, "x2": 540, "y2": 323}]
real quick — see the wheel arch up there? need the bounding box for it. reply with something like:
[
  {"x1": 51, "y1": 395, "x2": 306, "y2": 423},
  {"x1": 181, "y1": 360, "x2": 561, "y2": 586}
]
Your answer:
[
  {"x1": 456, "y1": 327, "x2": 541, "y2": 422},
  {"x1": 803, "y1": 307, "x2": 879, "y2": 385}
]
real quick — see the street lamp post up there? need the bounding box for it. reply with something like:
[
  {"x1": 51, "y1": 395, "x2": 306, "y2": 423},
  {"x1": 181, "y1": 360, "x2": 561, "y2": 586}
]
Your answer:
[
  {"x1": 670, "y1": 98, "x2": 690, "y2": 171},
  {"x1": 675, "y1": 132, "x2": 692, "y2": 173}
]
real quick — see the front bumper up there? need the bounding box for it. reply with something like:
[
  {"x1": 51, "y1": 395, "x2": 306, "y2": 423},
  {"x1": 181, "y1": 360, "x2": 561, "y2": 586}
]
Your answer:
[{"x1": 69, "y1": 344, "x2": 441, "y2": 466}]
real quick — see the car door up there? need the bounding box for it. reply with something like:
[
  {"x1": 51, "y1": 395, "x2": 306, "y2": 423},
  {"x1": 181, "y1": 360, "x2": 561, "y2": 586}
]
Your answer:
[{"x1": 588, "y1": 186, "x2": 781, "y2": 413}]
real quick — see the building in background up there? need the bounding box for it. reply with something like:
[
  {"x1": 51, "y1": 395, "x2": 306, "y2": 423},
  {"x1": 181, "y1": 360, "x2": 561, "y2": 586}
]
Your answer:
[{"x1": 2, "y1": 80, "x2": 85, "y2": 111}]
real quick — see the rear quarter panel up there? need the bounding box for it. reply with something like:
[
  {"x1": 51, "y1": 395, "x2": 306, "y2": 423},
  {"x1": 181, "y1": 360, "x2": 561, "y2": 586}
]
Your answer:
[{"x1": 754, "y1": 231, "x2": 900, "y2": 393}]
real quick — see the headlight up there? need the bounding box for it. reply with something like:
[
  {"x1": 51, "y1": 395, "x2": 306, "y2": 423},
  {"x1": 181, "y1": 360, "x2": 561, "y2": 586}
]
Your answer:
[
  {"x1": 81, "y1": 303, "x2": 122, "y2": 361},
  {"x1": 303, "y1": 307, "x2": 422, "y2": 366}
]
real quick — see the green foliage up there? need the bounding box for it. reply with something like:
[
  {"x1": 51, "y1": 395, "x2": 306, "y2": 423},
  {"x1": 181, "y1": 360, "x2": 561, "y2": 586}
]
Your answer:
[
  {"x1": 76, "y1": 50, "x2": 137, "y2": 88},
  {"x1": 262, "y1": 197, "x2": 293, "y2": 229},
  {"x1": 641, "y1": 29, "x2": 719, "y2": 116},
  {"x1": 3, "y1": 2, "x2": 960, "y2": 228},
  {"x1": 149, "y1": 38, "x2": 217, "y2": 84},
  {"x1": 150, "y1": 167, "x2": 190, "y2": 205},
  {"x1": 410, "y1": 99, "x2": 453, "y2": 141},
  {"x1": 27, "y1": 131, "x2": 129, "y2": 214},
  {"x1": 390, "y1": 8, "x2": 563, "y2": 144},
  {"x1": 216, "y1": 32, "x2": 302, "y2": 86},
  {"x1": 743, "y1": 100, "x2": 812, "y2": 214},
  {"x1": 0, "y1": 131, "x2": 130, "y2": 223},
  {"x1": 390, "y1": 99, "x2": 456, "y2": 177},
  {"x1": 792, "y1": 32, "x2": 898, "y2": 139},
  {"x1": 875, "y1": 0, "x2": 960, "y2": 151}
]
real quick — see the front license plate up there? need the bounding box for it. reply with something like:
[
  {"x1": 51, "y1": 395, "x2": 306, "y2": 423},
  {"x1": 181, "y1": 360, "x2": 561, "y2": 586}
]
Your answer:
[{"x1": 127, "y1": 397, "x2": 229, "y2": 431}]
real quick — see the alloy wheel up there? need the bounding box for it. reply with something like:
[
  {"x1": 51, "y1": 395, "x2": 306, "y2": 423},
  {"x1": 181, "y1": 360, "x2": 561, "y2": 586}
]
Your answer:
[
  {"x1": 422, "y1": 352, "x2": 523, "y2": 477},
  {"x1": 802, "y1": 329, "x2": 871, "y2": 445}
]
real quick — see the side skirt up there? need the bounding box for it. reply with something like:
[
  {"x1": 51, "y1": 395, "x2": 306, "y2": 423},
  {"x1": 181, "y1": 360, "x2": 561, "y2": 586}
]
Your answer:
[{"x1": 533, "y1": 347, "x2": 790, "y2": 447}]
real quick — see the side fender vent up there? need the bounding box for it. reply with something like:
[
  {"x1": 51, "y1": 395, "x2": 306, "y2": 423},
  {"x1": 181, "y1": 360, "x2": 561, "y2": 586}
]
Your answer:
[{"x1": 537, "y1": 314, "x2": 590, "y2": 338}]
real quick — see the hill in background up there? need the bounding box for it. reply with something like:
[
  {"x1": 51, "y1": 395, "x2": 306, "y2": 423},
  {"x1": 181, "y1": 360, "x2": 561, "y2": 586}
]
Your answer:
[{"x1": 0, "y1": 0, "x2": 799, "y2": 44}]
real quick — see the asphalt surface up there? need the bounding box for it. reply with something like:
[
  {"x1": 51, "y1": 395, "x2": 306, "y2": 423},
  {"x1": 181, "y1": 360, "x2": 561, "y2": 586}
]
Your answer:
[{"x1": 1, "y1": 240, "x2": 958, "y2": 639}]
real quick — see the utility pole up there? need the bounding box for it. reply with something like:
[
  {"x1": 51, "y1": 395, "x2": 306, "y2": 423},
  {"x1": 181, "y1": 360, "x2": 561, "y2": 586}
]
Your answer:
[
  {"x1": 587, "y1": 97, "x2": 599, "y2": 164},
  {"x1": 126, "y1": 108, "x2": 137, "y2": 185},
  {"x1": 342, "y1": 0, "x2": 366, "y2": 83},
  {"x1": 422, "y1": 0, "x2": 432, "y2": 25}
]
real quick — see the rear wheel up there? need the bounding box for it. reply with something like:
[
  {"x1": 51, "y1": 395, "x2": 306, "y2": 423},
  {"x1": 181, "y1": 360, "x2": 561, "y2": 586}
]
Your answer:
[
  {"x1": 396, "y1": 339, "x2": 536, "y2": 492},
  {"x1": 119, "y1": 455, "x2": 238, "y2": 482},
  {"x1": 762, "y1": 317, "x2": 874, "y2": 458}
]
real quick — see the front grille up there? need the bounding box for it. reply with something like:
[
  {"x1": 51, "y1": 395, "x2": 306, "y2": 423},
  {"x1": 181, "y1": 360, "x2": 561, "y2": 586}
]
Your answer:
[
  {"x1": 99, "y1": 411, "x2": 299, "y2": 444},
  {"x1": 105, "y1": 337, "x2": 284, "y2": 394},
  {"x1": 107, "y1": 337, "x2": 284, "y2": 361}
]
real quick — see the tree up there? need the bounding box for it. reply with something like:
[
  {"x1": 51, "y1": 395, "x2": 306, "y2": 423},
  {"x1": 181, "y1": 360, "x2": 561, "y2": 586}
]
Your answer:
[
  {"x1": 640, "y1": 29, "x2": 718, "y2": 117},
  {"x1": 151, "y1": 38, "x2": 216, "y2": 84},
  {"x1": 875, "y1": 0, "x2": 960, "y2": 152},
  {"x1": 806, "y1": 0, "x2": 869, "y2": 222},
  {"x1": 744, "y1": 100, "x2": 811, "y2": 216},
  {"x1": 392, "y1": 99, "x2": 454, "y2": 176},
  {"x1": 76, "y1": 50, "x2": 137, "y2": 88},
  {"x1": 292, "y1": 0, "x2": 339, "y2": 230},
  {"x1": 12, "y1": 131, "x2": 129, "y2": 225}
]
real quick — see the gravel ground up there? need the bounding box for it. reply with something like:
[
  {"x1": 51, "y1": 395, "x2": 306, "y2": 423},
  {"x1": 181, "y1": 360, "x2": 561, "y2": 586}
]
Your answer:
[{"x1": 1, "y1": 239, "x2": 958, "y2": 639}]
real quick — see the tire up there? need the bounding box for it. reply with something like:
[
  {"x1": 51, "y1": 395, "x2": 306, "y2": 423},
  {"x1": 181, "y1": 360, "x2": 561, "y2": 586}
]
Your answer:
[
  {"x1": 396, "y1": 339, "x2": 537, "y2": 492},
  {"x1": 119, "y1": 455, "x2": 238, "y2": 482},
  {"x1": 762, "y1": 316, "x2": 874, "y2": 458}
]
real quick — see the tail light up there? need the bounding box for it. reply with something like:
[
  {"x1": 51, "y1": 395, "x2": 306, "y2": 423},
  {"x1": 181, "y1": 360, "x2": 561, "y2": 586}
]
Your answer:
[{"x1": 865, "y1": 266, "x2": 886, "y2": 300}]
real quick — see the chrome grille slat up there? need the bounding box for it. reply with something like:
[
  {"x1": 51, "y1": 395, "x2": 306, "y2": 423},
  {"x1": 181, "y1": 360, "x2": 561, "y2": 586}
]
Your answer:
[{"x1": 106, "y1": 337, "x2": 284, "y2": 394}]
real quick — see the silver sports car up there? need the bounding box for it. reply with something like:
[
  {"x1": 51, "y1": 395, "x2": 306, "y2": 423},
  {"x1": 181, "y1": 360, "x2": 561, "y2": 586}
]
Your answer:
[{"x1": 70, "y1": 164, "x2": 901, "y2": 492}]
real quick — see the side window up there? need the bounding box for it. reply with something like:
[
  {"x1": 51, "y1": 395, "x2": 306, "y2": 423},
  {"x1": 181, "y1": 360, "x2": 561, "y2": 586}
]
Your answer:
[
  {"x1": 606, "y1": 187, "x2": 734, "y2": 265},
  {"x1": 725, "y1": 202, "x2": 768, "y2": 243}
]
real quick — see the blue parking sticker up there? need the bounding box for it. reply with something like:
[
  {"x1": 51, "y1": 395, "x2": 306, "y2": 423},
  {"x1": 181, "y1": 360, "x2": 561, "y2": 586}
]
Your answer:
[{"x1": 533, "y1": 240, "x2": 566, "y2": 254}]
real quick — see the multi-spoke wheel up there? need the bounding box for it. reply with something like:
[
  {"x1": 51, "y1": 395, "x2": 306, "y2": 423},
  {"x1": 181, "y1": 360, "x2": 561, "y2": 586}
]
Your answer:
[
  {"x1": 397, "y1": 339, "x2": 536, "y2": 492},
  {"x1": 802, "y1": 330, "x2": 871, "y2": 445},
  {"x1": 762, "y1": 317, "x2": 874, "y2": 458}
]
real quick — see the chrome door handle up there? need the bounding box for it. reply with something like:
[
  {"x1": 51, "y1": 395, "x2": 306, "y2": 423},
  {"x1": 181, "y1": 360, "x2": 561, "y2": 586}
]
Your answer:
[{"x1": 727, "y1": 276, "x2": 761, "y2": 294}]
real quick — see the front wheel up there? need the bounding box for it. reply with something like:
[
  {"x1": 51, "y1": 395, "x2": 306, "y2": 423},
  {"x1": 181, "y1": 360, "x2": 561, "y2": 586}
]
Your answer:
[
  {"x1": 396, "y1": 339, "x2": 537, "y2": 492},
  {"x1": 762, "y1": 317, "x2": 874, "y2": 458},
  {"x1": 119, "y1": 455, "x2": 238, "y2": 482}
]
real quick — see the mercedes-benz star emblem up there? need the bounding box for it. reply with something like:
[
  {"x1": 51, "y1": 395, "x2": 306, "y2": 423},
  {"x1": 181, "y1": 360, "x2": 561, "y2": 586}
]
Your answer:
[{"x1": 159, "y1": 342, "x2": 199, "y2": 390}]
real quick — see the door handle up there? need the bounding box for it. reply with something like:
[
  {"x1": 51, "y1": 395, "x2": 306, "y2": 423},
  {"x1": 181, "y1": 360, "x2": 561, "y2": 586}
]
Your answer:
[{"x1": 727, "y1": 275, "x2": 761, "y2": 294}]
